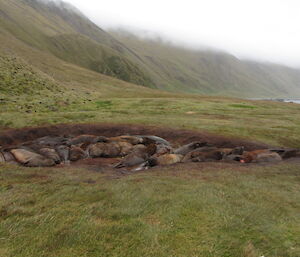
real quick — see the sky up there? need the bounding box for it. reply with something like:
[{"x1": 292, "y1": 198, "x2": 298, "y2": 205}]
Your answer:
[{"x1": 62, "y1": 0, "x2": 300, "y2": 67}]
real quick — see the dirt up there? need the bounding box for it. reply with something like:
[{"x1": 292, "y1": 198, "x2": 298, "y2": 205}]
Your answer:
[{"x1": 0, "y1": 123, "x2": 270, "y2": 150}]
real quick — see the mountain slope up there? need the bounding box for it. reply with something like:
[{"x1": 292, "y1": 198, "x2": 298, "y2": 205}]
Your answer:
[
  {"x1": 110, "y1": 30, "x2": 300, "y2": 98},
  {"x1": 0, "y1": 0, "x2": 300, "y2": 97},
  {"x1": 0, "y1": 0, "x2": 154, "y2": 87}
]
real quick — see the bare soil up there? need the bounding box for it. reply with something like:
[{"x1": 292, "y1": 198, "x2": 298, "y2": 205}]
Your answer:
[{"x1": 0, "y1": 123, "x2": 270, "y2": 150}]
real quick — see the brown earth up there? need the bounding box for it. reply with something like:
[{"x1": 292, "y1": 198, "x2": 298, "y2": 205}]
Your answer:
[{"x1": 0, "y1": 123, "x2": 270, "y2": 150}]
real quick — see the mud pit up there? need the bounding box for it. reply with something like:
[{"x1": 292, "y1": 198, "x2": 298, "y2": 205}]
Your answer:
[{"x1": 0, "y1": 123, "x2": 299, "y2": 171}]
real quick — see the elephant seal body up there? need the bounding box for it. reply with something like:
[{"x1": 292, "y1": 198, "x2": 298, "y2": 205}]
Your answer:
[
  {"x1": 10, "y1": 149, "x2": 55, "y2": 167},
  {"x1": 148, "y1": 154, "x2": 183, "y2": 166},
  {"x1": 69, "y1": 146, "x2": 86, "y2": 161},
  {"x1": 0, "y1": 152, "x2": 5, "y2": 163},
  {"x1": 241, "y1": 150, "x2": 282, "y2": 163},
  {"x1": 114, "y1": 144, "x2": 157, "y2": 168},
  {"x1": 39, "y1": 148, "x2": 61, "y2": 164},
  {"x1": 136, "y1": 135, "x2": 171, "y2": 146},
  {"x1": 110, "y1": 135, "x2": 143, "y2": 145},
  {"x1": 174, "y1": 142, "x2": 208, "y2": 155},
  {"x1": 67, "y1": 135, "x2": 108, "y2": 146},
  {"x1": 89, "y1": 142, "x2": 121, "y2": 158},
  {"x1": 55, "y1": 145, "x2": 70, "y2": 163},
  {"x1": 33, "y1": 136, "x2": 69, "y2": 147},
  {"x1": 183, "y1": 149, "x2": 224, "y2": 162}
]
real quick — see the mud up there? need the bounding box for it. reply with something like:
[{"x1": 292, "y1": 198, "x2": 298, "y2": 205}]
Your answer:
[{"x1": 0, "y1": 123, "x2": 269, "y2": 150}]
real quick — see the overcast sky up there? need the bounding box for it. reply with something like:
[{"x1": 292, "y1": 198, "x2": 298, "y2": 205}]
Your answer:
[{"x1": 63, "y1": 0, "x2": 300, "y2": 67}]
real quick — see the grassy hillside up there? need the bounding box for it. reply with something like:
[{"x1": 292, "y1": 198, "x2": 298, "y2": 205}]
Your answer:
[
  {"x1": 0, "y1": 0, "x2": 154, "y2": 87},
  {"x1": 0, "y1": 0, "x2": 300, "y2": 97},
  {"x1": 111, "y1": 29, "x2": 300, "y2": 97}
]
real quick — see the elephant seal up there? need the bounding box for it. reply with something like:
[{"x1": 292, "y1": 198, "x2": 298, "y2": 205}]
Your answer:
[
  {"x1": 135, "y1": 135, "x2": 171, "y2": 146},
  {"x1": 270, "y1": 148, "x2": 300, "y2": 159},
  {"x1": 1, "y1": 151, "x2": 18, "y2": 164},
  {"x1": 10, "y1": 149, "x2": 55, "y2": 167},
  {"x1": 69, "y1": 145, "x2": 86, "y2": 161},
  {"x1": 67, "y1": 135, "x2": 108, "y2": 146},
  {"x1": 89, "y1": 142, "x2": 121, "y2": 158},
  {"x1": 114, "y1": 144, "x2": 157, "y2": 168},
  {"x1": 174, "y1": 142, "x2": 209, "y2": 155},
  {"x1": 33, "y1": 136, "x2": 69, "y2": 147},
  {"x1": 118, "y1": 141, "x2": 134, "y2": 156},
  {"x1": 155, "y1": 144, "x2": 173, "y2": 157},
  {"x1": 241, "y1": 150, "x2": 282, "y2": 163},
  {"x1": 148, "y1": 154, "x2": 183, "y2": 166},
  {"x1": 182, "y1": 149, "x2": 224, "y2": 162},
  {"x1": 55, "y1": 145, "x2": 70, "y2": 164},
  {"x1": 38, "y1": 148, "x2": 61, "y2": 164},
  {"x1": 0, "y1": 151, "x2": 5, "y2": 163},
  {"x1": 110, "y1": 135, "x2": 143, "y2": 145}
]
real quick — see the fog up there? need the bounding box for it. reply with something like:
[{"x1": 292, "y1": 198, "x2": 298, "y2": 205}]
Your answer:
[{"x1": 56, "y1": 0, "x2": 300, "y2": 67}]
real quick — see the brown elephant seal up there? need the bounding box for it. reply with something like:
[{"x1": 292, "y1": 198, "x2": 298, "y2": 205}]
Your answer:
[
  {"x1": 183, "y1": 149, "x2": 224, "y2": 162},
  {"x1": 118, "y1": 141, "x2": 134, "y2": 156},
  {"x1": 174, "y1": 142, "x2": 209, "y2": 155},
  {"x1": 10, "y1": 149, "x2": 55, "y2": 167},
  {"x1": 55, "y1": 145, "x2": 70, "y2": 164},
  {"x1": 154, "y1": 144, "x2": 173, "y2": 157},
  {"x1": 147, "y1": 154, "x2": 183, "y2": 166},
  {"x1": 110, "y1": 135, "x2": 143, "y2": 145},
  {"x1": 89, "y1": 142, "x2": 121, "y2": 158},
  {"x1": 38, "y1": 148, "x2": 61, "y2": 164},
  {"x1": 69, "y1": 145, "x2": 87, "y2": 161},
  {"x1": 114, "y1": 144, "x2": 157, "y2": 168},
  {"x1": 241, "y1": 150, "x2": 282, "y2": 163},
  {"x1": 67, "y1": 135, "x2": 108, "y2": 146}
]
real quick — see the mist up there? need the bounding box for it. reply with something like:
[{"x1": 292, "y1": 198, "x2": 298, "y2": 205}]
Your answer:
[{"x1": 51, "y1": 0, "x2": 300, "y2": 68}]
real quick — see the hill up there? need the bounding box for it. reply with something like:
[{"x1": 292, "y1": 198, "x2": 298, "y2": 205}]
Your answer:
[
  {"x1": 0, "y1": 0, "x2": 300, "y2": 97},
  {"x1": 111, "y1": 29, "x2": 300, "y2": 97}
]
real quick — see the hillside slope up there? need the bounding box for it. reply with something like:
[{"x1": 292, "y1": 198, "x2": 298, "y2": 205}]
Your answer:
[
  {"x1": 0, "y1": 0, "x2": 300, "y2": 97},
  {"x1": 0, "y1": 0, "x2": 154, "y2": 87},
  {"x1": 111, "y1": 30, "x2": 300, "y2": 97}
]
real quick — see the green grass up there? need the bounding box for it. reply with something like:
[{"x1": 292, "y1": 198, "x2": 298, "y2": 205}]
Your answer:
[
  {"x1": 0, "y1": 163, "x2": 299, "y2": 257},
  {"x1": 2, "y1": 96, "x2": 300, "y2": 147}
]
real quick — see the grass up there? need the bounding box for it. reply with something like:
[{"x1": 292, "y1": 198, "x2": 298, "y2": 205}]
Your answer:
[
  {"x1": 0, "y1": 163, "x2": 299, "y2": 257},
  {"x1": 2, "y1": 96, "x2": 300, "y2": 147}
]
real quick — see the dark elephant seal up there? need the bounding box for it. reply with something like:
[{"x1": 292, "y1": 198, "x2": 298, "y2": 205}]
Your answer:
[
  {"x1": 67, "y1": 135, "x2": 108, "y2": 146},
  {"x1": 1, "y1": 151, "x2": 18, "y2": 164},
  {"x1": 69, "y1": 145, "x2": 86, "y2": 161},
  {"x1": 10, "y1": 149, "x2": 55, "y2": 167},
  {"x1": 55, "y1": 145, "x2": 70, "y2": 163},
  {"x1": 135, "y1": 135, "x2": 171, "y2": 146},
  {"x1": 114, "y1": 144, "x2": 157, "y2": 168},
  {"x1": 174, "y1": 142, "x2": 208, "y2": 155},
  {"x1": 0, "y1": 151, "x2": 5, "y2": 163},
  {"x1": 33, "y1": 136, "x2": 69, "y2": 147},
  {"x1": 39, "y1": 148, "x2": 61, "y2": 164},
  {"x1": 270, "y1": 148, "x2": 300, "y2": 159}
]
